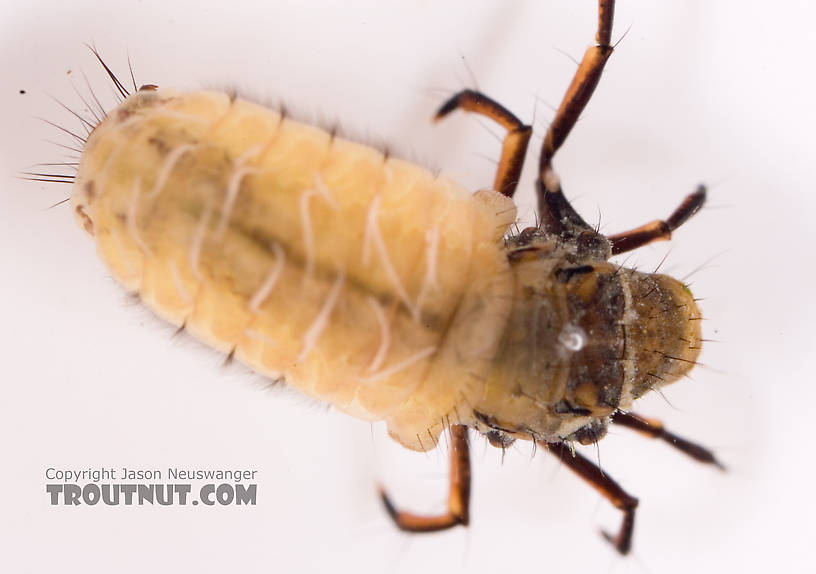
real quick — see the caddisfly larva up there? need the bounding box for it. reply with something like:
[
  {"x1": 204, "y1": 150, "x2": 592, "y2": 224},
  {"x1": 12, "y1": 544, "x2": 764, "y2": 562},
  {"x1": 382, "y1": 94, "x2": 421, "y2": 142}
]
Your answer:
[{"x1": 31, "y1": 0, "x2": 723, "y2": 555}]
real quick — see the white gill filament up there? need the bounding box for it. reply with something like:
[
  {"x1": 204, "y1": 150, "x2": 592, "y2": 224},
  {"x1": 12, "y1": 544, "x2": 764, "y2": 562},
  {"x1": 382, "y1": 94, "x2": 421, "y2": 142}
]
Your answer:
[
  {"x1": 365, "y1": 296, "x2": 391, "y2": 374},
  {"x1": 189, "y1": 202, "x2": 213, "y2": 282},
  {"x1": 215, "y1": 146, "x2": 264, "y2": 239},
  {"x1": 312, "y1": 173, "x2": 339, "y2": 209},
  {"x1": 147, "y1": 143, "x2": 195, "y2": 200},
  {"x1": 248, "y1": 243, "x2": 286, "y2": 312},
  {"x1": 296, "y1": 270, "x2": 345, "y2": 364},
  {"x1": 299, "y1": 188, "x2": 319, "y2": 282},
  {"x1": 154, "y1": 110, "x2": 210, "y2": 125},
  {"x1": 364, "y1": 163, "x2": 394, "y2": 273},
  {"x1": 361, "y1": 194, "x2": 378, "y2": 267},
  {"x1": 357, "y1": 345, "x2": 437, "y2": 384},
  {"x1": 168, "y1": 261, "x2": 192, "y2": 305},
  {"x1": 126, "y1": 178, "x2": 152, "y2": 257},
  {"x1": 299, "y1": 174, "x2": 339, "y2": 283},
  {"x1": 243, "y1": 328, "x2": 277, "y2": 347},
  {"x1": 362, "y1": 195, "x2": 415, "y2": 317},
  {"x1": 414, "y1": 225, "x2": 440, "y2": 320},
  {"x1": 117, "y1": 115, "x2": 146, "y2": 131},
  {"x1": 383, "y1": 163, "x2": 394, "y2": 187},
  {"x1": 215, "y1": 166, "x2": 258, "y2": 239}
]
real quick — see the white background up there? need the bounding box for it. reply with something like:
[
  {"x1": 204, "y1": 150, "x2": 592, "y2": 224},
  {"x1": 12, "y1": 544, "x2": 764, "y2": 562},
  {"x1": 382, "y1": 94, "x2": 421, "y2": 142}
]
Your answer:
[{"x1": 1, "y1": 1, "x2": 814, "y2": 572}]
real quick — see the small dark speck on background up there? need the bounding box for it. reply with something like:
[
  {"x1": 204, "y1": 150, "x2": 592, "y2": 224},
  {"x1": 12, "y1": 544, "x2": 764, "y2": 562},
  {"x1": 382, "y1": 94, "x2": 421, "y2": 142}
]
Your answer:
[{"x1": 19, "y1": 89, "x2": 25, "y2": 94}]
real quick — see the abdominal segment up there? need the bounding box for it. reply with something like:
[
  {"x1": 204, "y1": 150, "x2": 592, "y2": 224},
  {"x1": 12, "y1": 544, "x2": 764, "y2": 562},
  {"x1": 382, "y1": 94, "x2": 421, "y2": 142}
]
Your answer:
[{"x1": 74, "y1": 90, "x2": 516, "y2": 450}]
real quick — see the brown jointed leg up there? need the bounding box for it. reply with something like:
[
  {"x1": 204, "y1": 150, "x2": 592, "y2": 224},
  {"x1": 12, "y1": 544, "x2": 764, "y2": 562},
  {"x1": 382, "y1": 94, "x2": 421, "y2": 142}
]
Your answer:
[
  {"x1": 537, "y1": 0, "x2": 616, "y2": 234},
  {"x1": 545, "y1": 440, "x2": 638, "y2": 555},
  {"x1": 436, "y1": 90, "x2": 532, "y2": 198},
  {"x1": 380, "y1": 425, "x2": 471, "y2": 532},
  {"x1": 611, "y1": 410, "x2": 725, "y2": 470},
  {"x1": 607, "y1": 185, "x2": 707, "y2": 255}
]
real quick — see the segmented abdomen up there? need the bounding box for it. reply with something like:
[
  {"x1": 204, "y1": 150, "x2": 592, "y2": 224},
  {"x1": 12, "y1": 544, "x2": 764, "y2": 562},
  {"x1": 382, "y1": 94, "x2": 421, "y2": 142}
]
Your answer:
[{"x1": 73, "y1": 90, "x2": 516, "y2": 450}]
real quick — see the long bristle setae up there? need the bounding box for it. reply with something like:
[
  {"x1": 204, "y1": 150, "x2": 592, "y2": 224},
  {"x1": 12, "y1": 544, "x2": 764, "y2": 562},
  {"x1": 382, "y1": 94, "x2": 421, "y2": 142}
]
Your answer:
[{"x1": 25, "y1": 47, "x2": 137, "y2": 196}]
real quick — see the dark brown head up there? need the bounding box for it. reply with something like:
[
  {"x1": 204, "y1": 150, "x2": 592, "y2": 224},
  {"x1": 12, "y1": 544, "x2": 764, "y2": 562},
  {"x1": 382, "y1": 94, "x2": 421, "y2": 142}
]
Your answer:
[
  {"x1": 473, "y1": 256, "x2": 702, "y2": 447},
  {"x1": 547, "y1": 263, "x2": 703, "y2": 419}
]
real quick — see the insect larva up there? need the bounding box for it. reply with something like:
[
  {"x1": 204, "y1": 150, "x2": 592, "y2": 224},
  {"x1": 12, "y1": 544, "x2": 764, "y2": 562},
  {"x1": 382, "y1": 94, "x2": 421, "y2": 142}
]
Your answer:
[
  {"x1": 75, "y1": 85, "x2": 515, "y2": 431},
  {"x1": 38, "y1": 0, "x2": 722, "y2": 555}
]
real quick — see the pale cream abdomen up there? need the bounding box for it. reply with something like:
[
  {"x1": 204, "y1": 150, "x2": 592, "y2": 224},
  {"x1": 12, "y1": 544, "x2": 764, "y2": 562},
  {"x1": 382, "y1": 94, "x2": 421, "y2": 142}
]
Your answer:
[{"x1": 73, "y1": 90, "x2": 517, "y2": 451}]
